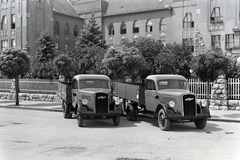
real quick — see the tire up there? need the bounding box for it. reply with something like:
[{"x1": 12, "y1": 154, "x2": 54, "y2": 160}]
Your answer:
[
  {"x1": 62, "y1": 101, "x2": 69, "y2": 119},
  {"x1": 113, "y1": 116, "x2": 120, "y2": 126},
  {"x1": 126, "y1": 110, "x2": 134, "y2": 121},
  {"x1": 158, "y1": 109, "x2": 170, "y2": 131},
  {"x1": 133, "y1": 105, "x2": 139, "y2": 121},
  {"x1": 78, "y1": 115, "x2": 84, "y2": 127},
  {"x1": 194, "y1": 119, "x2": 207, "y2": 129}
]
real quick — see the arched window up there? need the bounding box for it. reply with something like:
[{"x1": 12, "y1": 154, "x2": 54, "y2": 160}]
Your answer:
[
  {"x1": 65, "y1": 23, "x2": 69, "y2": 35},
  {"x1": 108, "y1": 23, "x2": 114, "y2": 35},
  {"x1": 120, "y1": 22, "x2": 127, "y2": 34},
  {"x1": 159, "y1": 18, "x2": 167, "y2": 31},
  {"x1": 183, "y1": 13, "x2": 194, "y2": 28},
  {"x1": 1, "y1": 15, "x2": 7, "y2": 30},
  {"x1": 74, "y1": 25, "x2": 78, "y2": 37},
  {"x1": 210, "y1": 7, "x2": 223, "y2": 22},
  {"x1": 54, "y1": 21, "x2": 60, "y2": 34},
  {"x1": 146, "y1": 19, "x2": 153, "y2": 32},
  {"x1": 133, "y1": 21, "x2": 139, "y2": 33}
]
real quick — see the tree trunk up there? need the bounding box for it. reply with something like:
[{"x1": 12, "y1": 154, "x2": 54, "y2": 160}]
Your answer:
[
  {"x1": 15, "y1": 75, "x2": 20, "y2": 105},
  {"x1": 206, "y1": 80, "x2": 210, "y2": 108}
]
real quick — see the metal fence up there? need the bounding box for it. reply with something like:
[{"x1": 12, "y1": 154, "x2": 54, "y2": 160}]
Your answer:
[{"x1": 188, "y1": 78, "x2": 240, "y2": 100}]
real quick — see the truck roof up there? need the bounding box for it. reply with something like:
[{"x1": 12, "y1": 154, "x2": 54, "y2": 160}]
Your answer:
[
  {"x1": 146, "y1": 74, "x2": 187, "y2": 81},
  {"x1": 73, "y1": 74, "x2": 110, "y2": 81}
]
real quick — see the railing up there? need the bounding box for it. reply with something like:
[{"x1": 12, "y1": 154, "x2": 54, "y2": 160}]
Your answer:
[
  {"x1": 188, "y1": 79, "x2": 214, "y2": 99},
  {"x1": 228, "y1": 78, "x2": 240, "y2": 100}
]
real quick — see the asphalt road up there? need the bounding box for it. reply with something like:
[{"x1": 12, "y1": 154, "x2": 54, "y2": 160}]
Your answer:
[{"x1": 0, "y1": 108, "x2": 240, "y2": 160}]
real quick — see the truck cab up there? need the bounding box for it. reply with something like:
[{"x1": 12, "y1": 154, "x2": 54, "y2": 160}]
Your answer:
[{"x1": 58, "y1": 74, "x2": 122, "y2": 127}]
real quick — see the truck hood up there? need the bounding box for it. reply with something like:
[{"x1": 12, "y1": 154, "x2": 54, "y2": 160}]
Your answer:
[
  {"x1": 79, "y1": 88, "x2": 110, "y2": 94},
  {"x1": 158, "y1": 89, "x2": 193, "y2": 96}
]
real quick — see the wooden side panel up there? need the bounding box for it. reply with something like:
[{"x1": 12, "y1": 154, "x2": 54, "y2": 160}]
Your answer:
[
  {"x1": 115, "y1": 82, "x2": 140, "y2": 103},
  {"x1": 57, "y1": 83, "x2": 72, "y2": 103}
]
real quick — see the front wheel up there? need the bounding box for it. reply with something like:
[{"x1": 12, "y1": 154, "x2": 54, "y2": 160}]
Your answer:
[
  {"x1": 158, "y1": 109, "x2": 170, "y2": 131},
  {"x1": 113, "y1": 116, "x2": 120, "y2": 126},
  {"x1": 78, "y1": 115, "x2": 84, "y2": 127},
  {"x1": 194, "y1": 119, "x2": 207, "y2": 129}
]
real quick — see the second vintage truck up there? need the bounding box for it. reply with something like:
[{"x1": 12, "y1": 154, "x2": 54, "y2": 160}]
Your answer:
[{"x1": 114, "y1": 74, "x2": 211, "y2": 131}]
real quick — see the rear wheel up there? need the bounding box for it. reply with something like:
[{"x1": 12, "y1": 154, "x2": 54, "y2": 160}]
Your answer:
[
  {"x1": 126, "y1": 109, "x2": 134, "y2": 121},
  {"x1": 78, "y1": 115, "x2": 84, "y2": 127},
  {"x1": 113, "y1": 116, "x2": 120, "y2": 126},
  {"x1": 194, "y1": 119, "x2": 207, "y2": 129},
  {"x1": 158, "y1": 109, "x2": 170, "y2": 131}
]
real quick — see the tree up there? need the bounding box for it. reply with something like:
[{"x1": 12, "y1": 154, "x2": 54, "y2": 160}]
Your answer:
[
  {"x1": 191, "y1": 48, "x2": 230, "y2": 107},
  {"x1": 155, "y1": 43, "x2": 193, "y2": 78},
  {"x1": 76, "y1": 13, "x2": 107, "y2": 49},
  {"x1": 0, "y1": 49, "x2": 31, "y2": 105},
  {"x1": 102, "y1": 46, "x2": 147, "y2": 81},
  {"x1": 30, "y1": 29, "x2": 57, "y2": 79}
]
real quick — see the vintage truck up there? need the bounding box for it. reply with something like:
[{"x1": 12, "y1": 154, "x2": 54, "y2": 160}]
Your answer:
[
  {"x1": 58, "y1": 74, "x2": 122, "y2": 127},
  {"x1": 114, "y1": 74, "x2": 211, "y2": 131}
]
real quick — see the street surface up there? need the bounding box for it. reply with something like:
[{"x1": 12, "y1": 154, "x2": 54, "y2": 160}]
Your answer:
[{"x1": 0, "y1": 108, "x2": 240, "y2": 160}]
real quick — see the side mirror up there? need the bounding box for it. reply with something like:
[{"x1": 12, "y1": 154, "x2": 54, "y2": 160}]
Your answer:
[
  {"x1": 73, "y1": 93, "x2": 77, "y2": 97},
  {"x1": 155, "y1": 95, "x2": 159, "y2": 99}
]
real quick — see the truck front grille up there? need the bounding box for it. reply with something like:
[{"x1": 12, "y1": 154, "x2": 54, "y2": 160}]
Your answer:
[
  {"x1": 95, "y1": 93, "x2": 108, "y2": 113},
  {"x1": 183, "y1": 94, "x2": 196, "y2": 116}
]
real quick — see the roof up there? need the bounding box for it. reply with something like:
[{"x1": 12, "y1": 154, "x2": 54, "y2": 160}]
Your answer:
[
  {"x1": 147, "y1": 74, "x2": 187, "y2": 81},
  {"x1": 104, "y1": 0, "x2": 173, "y2": 16},
  {"x1": 53, "y1": 0, "x2": 80, "y2": 18},
  {"x1": 73, "y1": 74, "x2": 111, "y2": 81}
]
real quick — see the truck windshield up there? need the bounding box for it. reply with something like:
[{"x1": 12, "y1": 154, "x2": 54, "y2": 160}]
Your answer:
[
  {"x1": 79, "y1": 79, "x2": 110, "y2": 89},
  {"x1": 158, "y1": 79, "x2": 188, "y2": 90}
]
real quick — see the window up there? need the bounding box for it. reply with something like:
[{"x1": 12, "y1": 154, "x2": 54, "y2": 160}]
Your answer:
[
  {"x1": 72, "y1": 79, "x2": 78, "y2": 89},
  {"x1": 108, "y1": 23, "x2": 114, "y2": 35},
  {"x1": 183, "y1": 13, "x2": 194, "y2": 28},
  {"x1": 234, "y1": 31, "x2": 240, "y2": 47},
  {"x1": 74, "y1": 25, "x2": 78, "y2": 37},
  {"x1": 211, "y1": 35, "x2": 221, "y2": 48},
  {"x1": 225, "y1": 34, "x2": 234, "y2": 49},
  {"x1": 183, "y1": 38, "x2": 194, "y2": 52},
  {"x1": 133, "y1": 21, "x2": 139, "y2": 33},
  {"x1": 64, "y1": 23, "x2": 69, "y2": 35},
  {"x1": 1, "y1": 0, "x2": 8, "y2": 3},
  {"x1": 11, "y1": 14, "x2": 15, "y2": 29},
  {"x1": 210, "y1": 7, "x2": 223, "y2": 23},
  {"x1": 120, "y1": 22, "x2": 126, "y2": 34},
  {"x1": 11, "y1": 39, "x2": 15, "y2": 48},
  {"x1": 54, "y1": 21, "x2": 60, "y2": 34},
  {"x1": 1, "y1": 40, "x2": 8, "y2": 50},
  {"x1": 146, "y1": 19, "x2": 153, "y2": 32},
  {"x1": 1, "y1": 15, "x2": 7, "y2": 30},
  {"x1": 146, "y1": 80, "x2": 156, "y2": 90},
  {"x1": 55, "y1": 42, "x2": 59, "y2": 50},
  {"x1": 159, "y1": 18, "x2": 166, "y2": 31}
]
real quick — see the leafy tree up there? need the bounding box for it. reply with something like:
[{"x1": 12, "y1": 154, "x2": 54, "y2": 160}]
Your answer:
[
  {"x1": 76, "y1": 13, "x2": 107, "y2": 49},
  {"x1": 155, "y1": 43, "x2": 193, "y2": 78},
  {"x1": 30, "y1": 29, "x2": 57, "y2": 79},
  {"x1": 102, "y1": 46, "x2": 147, "y2": 81},
  {"x1": 191, "y1": 48, "x2": 230, "y2": 107},
  {"x1": 122, "y1": 37, "x2": 163, "y2": 77},
  {"x1": 0, "y1": 49, "x2": 31, "y2": 105}
]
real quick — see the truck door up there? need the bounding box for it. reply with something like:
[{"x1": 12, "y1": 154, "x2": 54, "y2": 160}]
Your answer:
[
  {"x1": 72, "y1": 79, "x2": 78, "y2": 108},
  {"x1": 145, "y1": 79, "x2": 158, "y2": 112}
]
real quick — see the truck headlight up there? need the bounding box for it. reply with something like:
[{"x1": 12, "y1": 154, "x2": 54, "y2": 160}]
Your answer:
[
  {"x1": 82, "y1": 99, "x2": 88, "y2": 105},
  {"x1": 169, "y1": 101, "x2": 175, "y2": 108},
  {"x1": 201, "y1": 101, "x2": 207, "y2": 107}
]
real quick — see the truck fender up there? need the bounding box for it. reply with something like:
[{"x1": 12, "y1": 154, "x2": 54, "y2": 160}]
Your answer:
[{"x1": 155, "y1": 103, "x2": 174, "y2": 118}]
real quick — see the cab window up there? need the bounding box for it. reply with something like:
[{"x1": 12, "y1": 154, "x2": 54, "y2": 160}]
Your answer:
[
  {"x1": 146, "y1": 80, "x2": 156, "y2": 90},
  {"x1": 72, "y1": 79, "x2": 78, "y2": 89}
]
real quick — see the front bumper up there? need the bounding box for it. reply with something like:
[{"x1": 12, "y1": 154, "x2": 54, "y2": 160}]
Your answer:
[
  {"x1": 166, "y1": 113, "x2": 211, "y2": 120},
  {"x1": 78, "y1": 111, "x2": 122, "y2": 116}
]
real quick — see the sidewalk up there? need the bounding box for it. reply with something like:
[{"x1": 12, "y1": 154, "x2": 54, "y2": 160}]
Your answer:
[{"x1": 0, "y1": 99, "x2": 240, "y2": 123}]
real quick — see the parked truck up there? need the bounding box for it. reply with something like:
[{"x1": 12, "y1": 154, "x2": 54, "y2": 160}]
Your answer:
[
  {"x1": 58, "y1": 74, "x2": 122, "y2": 127},
  {"x1": 114, "y1": 74, "x2": 211, "y2": 131}
]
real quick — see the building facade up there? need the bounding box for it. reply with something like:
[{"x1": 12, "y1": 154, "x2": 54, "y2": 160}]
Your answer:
[
  {"x1": 1, "y1": 0, "x2": 240, "y2": 57},
  {"x1": 0, "y1": 0, "x2": 83, "y2": 55}
]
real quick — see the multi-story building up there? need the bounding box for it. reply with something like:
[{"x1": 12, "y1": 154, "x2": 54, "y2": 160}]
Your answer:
[
  {"x1": 1, "y1": 0, "x2": 240, "y2": 58},
  {"x1": 0, "y1": 0, "x2": 83, "y2": 55}
]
